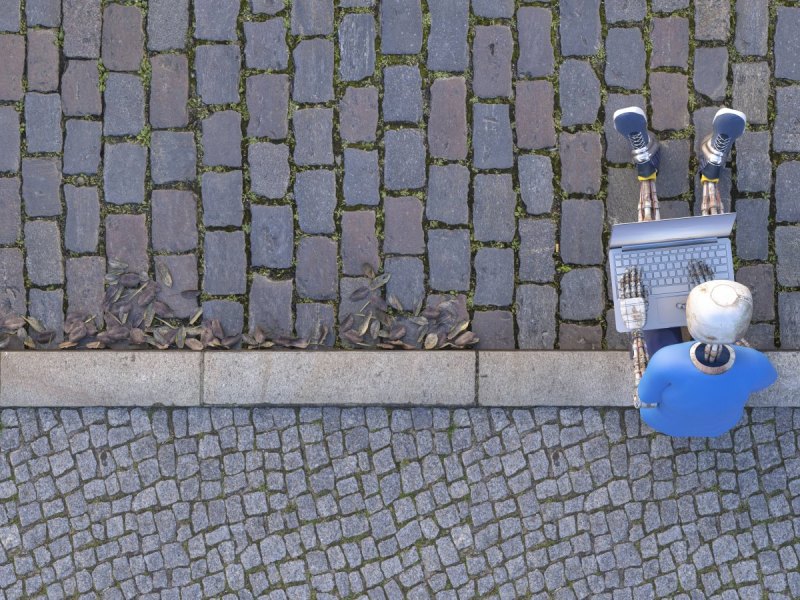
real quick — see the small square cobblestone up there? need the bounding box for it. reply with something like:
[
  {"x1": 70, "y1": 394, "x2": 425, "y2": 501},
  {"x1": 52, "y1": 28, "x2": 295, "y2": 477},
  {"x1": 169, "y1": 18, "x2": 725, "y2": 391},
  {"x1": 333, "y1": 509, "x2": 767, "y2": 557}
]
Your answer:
[{"x1": 152, "y1": 190, "x2": 198, "y2": 253}]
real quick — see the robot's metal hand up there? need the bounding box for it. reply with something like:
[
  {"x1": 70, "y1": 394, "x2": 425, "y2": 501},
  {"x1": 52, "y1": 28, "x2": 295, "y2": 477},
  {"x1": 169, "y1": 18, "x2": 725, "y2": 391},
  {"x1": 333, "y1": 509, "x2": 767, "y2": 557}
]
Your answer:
[
  {"x1": 619, "y1": 266, "x2": 648, "y2": 331},
  {"x1": 688, "y1": 259, "x2": 715, "y2": 287}
]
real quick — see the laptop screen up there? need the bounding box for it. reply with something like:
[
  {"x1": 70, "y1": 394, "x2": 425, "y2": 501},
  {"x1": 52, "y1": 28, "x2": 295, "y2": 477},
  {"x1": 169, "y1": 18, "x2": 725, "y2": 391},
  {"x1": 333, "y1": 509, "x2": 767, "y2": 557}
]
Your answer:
[{"x1": 609, "y1": 213, "x2": 737, "y2": 248}]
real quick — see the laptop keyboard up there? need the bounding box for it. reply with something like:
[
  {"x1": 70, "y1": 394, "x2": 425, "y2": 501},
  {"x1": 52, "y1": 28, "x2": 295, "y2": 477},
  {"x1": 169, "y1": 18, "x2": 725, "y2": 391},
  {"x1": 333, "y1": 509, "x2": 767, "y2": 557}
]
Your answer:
[{"x1": 615, "y1": 242, "x2": 730, "y2": 295}]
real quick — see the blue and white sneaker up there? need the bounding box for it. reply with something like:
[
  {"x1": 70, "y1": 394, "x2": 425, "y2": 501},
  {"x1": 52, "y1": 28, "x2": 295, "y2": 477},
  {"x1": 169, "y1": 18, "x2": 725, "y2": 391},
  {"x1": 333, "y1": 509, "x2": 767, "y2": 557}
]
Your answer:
[
  {"x1": 699, "y1": 108, "x2": 747, "y2": 180},
  {"x1": 613, "y1": 106, "x2": 661, "y2": 179}
]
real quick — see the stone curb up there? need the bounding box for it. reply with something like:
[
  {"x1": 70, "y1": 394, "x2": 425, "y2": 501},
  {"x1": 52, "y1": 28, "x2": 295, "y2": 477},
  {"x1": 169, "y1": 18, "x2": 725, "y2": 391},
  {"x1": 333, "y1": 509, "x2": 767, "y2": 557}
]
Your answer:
[{"x1": 0, "y1": 350, "x2": 796, "y2": 407}]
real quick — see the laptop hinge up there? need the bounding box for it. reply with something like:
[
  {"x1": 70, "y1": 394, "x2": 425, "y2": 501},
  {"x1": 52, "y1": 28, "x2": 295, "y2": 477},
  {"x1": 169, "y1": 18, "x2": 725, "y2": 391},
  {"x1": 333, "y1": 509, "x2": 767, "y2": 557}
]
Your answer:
[{"x1": 621, "y1": 237, "x2": 719, "y2": 252}]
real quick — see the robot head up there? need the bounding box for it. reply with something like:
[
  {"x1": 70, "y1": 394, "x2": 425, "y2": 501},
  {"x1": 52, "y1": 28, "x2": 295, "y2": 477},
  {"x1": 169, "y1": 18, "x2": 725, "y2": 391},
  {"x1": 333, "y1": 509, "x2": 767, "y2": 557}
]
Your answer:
[{"x1": 686, "y1": 280, "x2": 752, "y2": 345}]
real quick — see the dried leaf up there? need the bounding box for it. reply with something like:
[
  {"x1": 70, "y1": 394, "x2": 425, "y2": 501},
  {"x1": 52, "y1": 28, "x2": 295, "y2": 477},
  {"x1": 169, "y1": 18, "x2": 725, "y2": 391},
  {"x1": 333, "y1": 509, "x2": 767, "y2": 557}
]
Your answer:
[
  {"x1": 210, "y1": 319, "x2": 224, "y2": 340},
  {"x1": 341, "y1": 313, "x2": 354, "y2": 332},
  {"x1": 422, "y1": 307, "x2": 441, "y2": 319},
  {"x1": 356, "y1": 315, "x2": 371, "y2": 337},
  {"x1": 176, "y1": 327, "x2": 186, "y2": 349},
  {"x1": 368, "y1": 319, "x2": 380, "y2": 339},
  {"x1": 349, "y1": 286, "x2": 370, "y2": 302},
  {"x1": 342, "y1": 330, "x2": 364, "y2": 345},
  {"x1": 454, "y1": 331, "x2": 478, "y2": 346},
  {"x1": 388, "y1": 325, "x2": 406, "y2": 341},
  {"x1": 86, "y1": 341, "x2": 105, "y2": 349},
  {"x1": 189, "y1": 308, "x2": 203, "y2": 325},
  {"x1": 23, "y1": 336, "x2": 35, "y2": 349},
  {"x1": 181, "y1": 289, "x2": 200, "y2": 299},
  {"x1": 423, "y1": 333, "x2": 438, "y2": 350},
  {"x1": 108, "y1": 258, "x2": 128, "y2": 271},
  {"x1": 3, "y1": 316, "x2": 26, "y2": 330},
  {"x1": 387, "y1": 294, "x2": 403, "y2": 312},
  {"x1": 369, "y1": 273, "x2": 391, "y2": 290},
  {"x1": 157, "y1": 262, "x2": 173, "y2": 287},
  {"x1": 185, "y1": 338, "x2": 204, "y2": 351},
  {"x1": 254, "y1": 326, "x2": 266, "y2": 345},
  {"x1": 143, "y1": 303, "x2": 156, "y2": 329},
  {"x1": 130, "y1": 328, "x2": 146, "y2": 345},
  {"x1": 447, "y1": 320, "x2": 470, "y2": 340},
  {"x1": 362, "y1": 263, "x2": 376, "y2": 279},
  {"x1": 58, "y1": 341, "x2": 78, "y2": 349},
  {"x1": 222, "y1": 334, "x2": 241, "y2": 348},
  {"x1": 119, "y1": 273, "x2": 141, "y2": 288}
]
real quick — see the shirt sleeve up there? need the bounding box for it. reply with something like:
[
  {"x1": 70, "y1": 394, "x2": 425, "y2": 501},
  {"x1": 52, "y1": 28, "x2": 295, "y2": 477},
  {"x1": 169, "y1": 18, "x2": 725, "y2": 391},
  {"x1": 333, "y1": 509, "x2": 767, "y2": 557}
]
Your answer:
[{"x1": 637, "y1": 351, "x2": 672, "y2": 406}]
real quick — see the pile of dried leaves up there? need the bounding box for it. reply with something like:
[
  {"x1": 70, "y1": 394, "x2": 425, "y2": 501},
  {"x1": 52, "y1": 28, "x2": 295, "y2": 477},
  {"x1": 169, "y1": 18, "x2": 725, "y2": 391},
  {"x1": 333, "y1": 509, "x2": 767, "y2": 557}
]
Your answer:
[
  {"x1": 339, "y1": 268, "x2": 479, "y2": 350},
  {"x1": 1, "y1": 263, "x2": 477, "y2": 351}
]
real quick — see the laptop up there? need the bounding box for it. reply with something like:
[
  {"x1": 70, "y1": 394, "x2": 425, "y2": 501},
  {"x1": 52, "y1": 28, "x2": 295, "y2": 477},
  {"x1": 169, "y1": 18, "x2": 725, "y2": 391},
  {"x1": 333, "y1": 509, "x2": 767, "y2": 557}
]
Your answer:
[{"x1": 609, "y1": 213, "x2": 737, "y2": 332}]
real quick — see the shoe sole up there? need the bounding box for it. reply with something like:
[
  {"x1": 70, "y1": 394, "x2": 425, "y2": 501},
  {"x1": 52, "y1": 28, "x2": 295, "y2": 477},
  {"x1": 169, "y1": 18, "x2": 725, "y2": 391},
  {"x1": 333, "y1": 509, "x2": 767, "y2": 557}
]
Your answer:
[
  {"x1": 712, "y1": 108, "x2": 747, "y2": 139},
  {"x1": 612, "y1": 106, "x2": 647, "y2": 136}
]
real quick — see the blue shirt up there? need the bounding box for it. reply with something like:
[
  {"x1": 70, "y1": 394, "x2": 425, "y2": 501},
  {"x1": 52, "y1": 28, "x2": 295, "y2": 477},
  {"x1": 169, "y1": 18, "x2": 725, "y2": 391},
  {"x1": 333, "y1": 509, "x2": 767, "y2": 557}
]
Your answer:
[{"x1": 638, "y1": 342, "x2": 777, "y2": 437}]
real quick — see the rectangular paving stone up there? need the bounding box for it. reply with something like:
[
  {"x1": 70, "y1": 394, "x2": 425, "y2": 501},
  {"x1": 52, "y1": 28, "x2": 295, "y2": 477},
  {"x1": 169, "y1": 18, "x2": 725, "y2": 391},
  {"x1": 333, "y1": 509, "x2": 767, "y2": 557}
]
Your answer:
[
  {"x1": 201, "y1": 300, "x2": 243, "y2": 337},
  {"x1": 104, "y1": 74, "x2": 145, "y2": 136},
  {"x1": 473, "y1": 174, "x2": 515, "y2": 243},
  {"x1": 61, "y1": 60, "x2": 102, "y2": 116},
  {"x1": 605, "y1": 28, "x2": 645, "y2": 90},
  {"x1": 560, "y1": 200, "x2": 604, "y2": 265},
  {"x1": 249, "y1": 142, "x2": 289, "y2": 198},
  {"x1": 775, "y1": 87, "x2": 800, "y2": 152},
  {"x1": 251, "y1": 204, "x2": 293, "y2": 269},
  {"x1": 251, "y1": 0, "x2": 283, "y2": 14},
  {"x1": 25, "y1": 93, "x2": 62, "y2": 152},
  {"x1": 694, "y1": 48, "x2": 728, "y2": 101},
  {"x1": 339, "y1": 13, "x2": 375, "y2": 82},
  {"x1": 339, "y1": 86, "x2": 378, "y2": 143},
  {"x1": 295, "y1": 303, "x2": 334, "y2": 346},
  {"x1": 473, "y1": 104, "x2": 513, "y2": 170},
  {"x1": 656, "y1": 139, "x2": 690, "y2": 198},
  {"x1": 293, "y1": 39, "x2": 333, "y2": 103},
  {"x1": 293, "y1": 108, "x2": 333, "y2": 166},
  {"x1": 0, "y1": 248, "x2": 24, "y2": 314},
  {"x1": 151, "y1": 190, "x2": 197, "y2": 253},
  {"x1": 295, "y1": 169, "x2": 336, "y2": 234},
  {"x1": 735, "y1": 199, "x2": 769, "y2": 261},
  {"x1": 559, "y1": 324, "x2": 603, "y2": 350},
  {"x1": 560, "y1": 0, "x2": 600, "y2": 56},
  {"x1": 776, "y1": 227, "x2": 800, "y2": 287},
  {"x1": 28, "y1": 289, "x2": 63, "y2": 345},
  {"x1": 779, "y1": 293, "x2": 800, "y2": 349},
  {"x1": 515, "y1": 81, "x2": 556, "y2": 150},
  {"x1": 560, "y1": 268, "x2": 604, "y2": 320},
  {"x1": 102, "y1": 4, "x2": 143, "y2": 71},
  {"x1": 560, "y1": 133, "x2": 602, "y2": 195},
  {"x1": 427, "y1": 164, "x2": 469, "y2": 225},
  {"x1": 204, "y1": 352, "x2": 475, "y2": 405},
  {"x1": 743, "y1": 322, "x2": 774, "y2": 350},
  {"x1": 195, "y1": 44, "x2": 241, "y2": 105},
  {"x1": 777, "y1": 162, "x2": 800, "y2": 222},
  {"x1": 148, "y1": 0, "x2": 189, "y2": 51},
  {"x1": 606, "y1": 167, "x2": 639, "y2": 225},
  {"x1": 380, "y1": 0, "x2": 422, "y2": 55},
  {"x1": 105, "y1": 214, "x2": 148, "y2": 273},
  {"x1": 150, "y1": 131, "x2": 197, "y2": 184},
  {"x1": 383, "y1": 66, "x2": 423, "y2": 123},
  {"x1": 27, "y1": 30, "x2": 59, "y2": 92},
  {"x1": 25, "y1": 221, "x2": 63, "y2": 286},
  {"x1": 384, "y1": 197, "x2": 424, "y2": 255},
  {"x1": 561, "y1": 59, "x2": 601, "y2": 125},
  {"x1": 384, "y1": 129, "x2": 426, "y2": 190},
  {"x1": 344, "y1": 149, "x2": 379, "y2": 206},
  {"x1": 63, "y1": 120, "x2": 102, "y2": 175},
  {"x1": 194, "y1": 0, "x2": 239, "y2": 42},
  {"x1": 427, "y1": 0, "x2": 468, "y2": 72},
  {"x1": 339, "y1": 276, "x2": 375, "y2": 324},
  {"x1": 0, "y1": 352, "x2": 201, "y2": 407},
  {"x1": 474, "y1": 249, "x2": 514, "y2": 307},
  {"x1": 0, "y1": 0, "x2": 20, "y2": 31},
  {"x1": 733, "y1": 62, "x2": 770, "y2": 126},
  {"x1": 296, "y1": 237, "x2": 338, "y2": 301},
  {"x1": 21, "y1": 157, "x2": 61, "y2": 217},
  {"x1": 650, "y1": 17, "x2": 689, "y2": 70},
  {"x1": 154, "y1": 255, "x2": 199, "y2": 319},
  {"x1": 516, "y1": 285, "x2": 557, "y2": 349},
  {"x1": 776, "y1": 7, "x2": 800, "y2": 81},
  {"x1": 65, "y1": 256, "x2": 104, "y2": 323},
  {"x1": 291, "y1": 0, "x2": 333, "y2": 36},
  {"x1": 63, "y1": 0, "x2": 101, "y2": 57},
  {"x1": 518, "y1": 154, "x2": 553, "y2": 215},
  {"x1": 605, "y1": 0, "x2": 646, "y2": 22},
  {"x1": 202, "y1": 171, "x2": 243, "y2": 228},
  {"x1": 0, "y1": 107, "x2": 19, "y2": 173},
  {"x1": 0, "y1": 35, "x2": 24, "y2": 101},
  {"x1": 472, "y1": 311, "x2": 515, "y2": 350},
  {"x1": 27, "y1": 0, "x2": 60, "y2": 27},
  {"x1": 385, "y1": 257, "x2": 424, "y2": 312},
  {"x1": 201, "y1": 111, "x2": 241, "y2": 168},
  {"x1": 736, "y1": 264, "x2": 775, "y2": 322},
  {"x1": 64, "y1": 185, "x2": 99, "y2": 253},
  {"x1": 342, "y1": 211, "x2": 379, "y2": 276},
  {"x1": 244, "y1": 19, "x2": 287, "y2": 70},
  {"x1": 428, "y1": 77, "x2": 467, "y2": 160},
  {"x1": 249, "y1": 275, "x2": 293, "y2": 337},
  {"x1": 735, "y1": 0, "x2": 768, "y2": 56},
  {"x1": 473, "y1": 0, "x2": 513, "y2": 17},
  {"x1": 0, "y1": 178, "x2": 20, "y2": 245},
  {"x1": 695, "y1": 0, "x2": 729, "y2": 41},
  {"x1": 650, "y1": 73, "x2": 689, "y2": 131},
  {"x1": 247, "y1": 74, "x2": 289, "y2": 139},
  {"x1": 473, "y1": 26, "x2": 512, "y2": 98},
  {"x1": 519, "y1": 219, "x2": 555, "y2": 283},
  {"x1": 428, "y1": 229, "x2": 470, "y2": 292},
  {"x1": 103, "y1": 143, "x2": 146, "y2": 205},
  {"x1": 204, "y1": 231, "x2": 246, "y2": 295},
  {"x1": 736, "y1": 132, "x2": 771, "y2": 193},
  {"x1": 150, "y1": 54, "x2": 189, "y2": 128}
]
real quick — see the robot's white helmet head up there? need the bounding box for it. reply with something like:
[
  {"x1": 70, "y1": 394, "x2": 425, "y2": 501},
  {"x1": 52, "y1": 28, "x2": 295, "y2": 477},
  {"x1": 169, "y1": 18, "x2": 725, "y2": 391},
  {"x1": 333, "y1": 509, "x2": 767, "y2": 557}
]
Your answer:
[{"x1": 686, "y1": 280, "x2": 752, "y2": 345}]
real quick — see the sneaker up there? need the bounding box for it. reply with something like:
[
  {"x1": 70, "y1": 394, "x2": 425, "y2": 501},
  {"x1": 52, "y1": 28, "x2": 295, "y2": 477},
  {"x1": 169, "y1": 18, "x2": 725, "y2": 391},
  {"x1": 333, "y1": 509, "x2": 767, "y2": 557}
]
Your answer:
[
  {"x1": 612, "y1": 106, "x2": 660, "y2": 178},
  {"x1": 699, "y1": 108, "x2": 747, "y2": 180}
]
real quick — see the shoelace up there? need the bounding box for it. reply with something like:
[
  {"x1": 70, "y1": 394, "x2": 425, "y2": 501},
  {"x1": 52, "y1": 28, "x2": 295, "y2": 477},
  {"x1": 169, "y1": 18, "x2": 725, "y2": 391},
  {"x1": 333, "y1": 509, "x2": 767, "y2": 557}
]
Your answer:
[
  {"x1": 629, "y1": 131, "x2": 647, "y2": 150},
  {"x1": 712, "y1": 133, "x2": 731, "y2": 158}
]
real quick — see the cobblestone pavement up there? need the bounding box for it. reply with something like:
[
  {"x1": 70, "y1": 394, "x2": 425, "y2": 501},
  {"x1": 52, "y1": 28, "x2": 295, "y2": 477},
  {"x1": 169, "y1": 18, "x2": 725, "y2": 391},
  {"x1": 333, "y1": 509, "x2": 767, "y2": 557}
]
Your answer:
[
  {"x1": 1, "y1": 0, "x2": 800, "y2": 349},
  {"x1": 1, "y1": 407, "x2": 799, "y2": 599}
]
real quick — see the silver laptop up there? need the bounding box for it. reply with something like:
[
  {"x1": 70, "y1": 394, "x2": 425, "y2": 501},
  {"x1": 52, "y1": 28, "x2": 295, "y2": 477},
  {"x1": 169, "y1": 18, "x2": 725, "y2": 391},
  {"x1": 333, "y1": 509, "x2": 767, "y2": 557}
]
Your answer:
[{"x1": 610, "y1": 213, "x2": 737, "y2": 332}]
